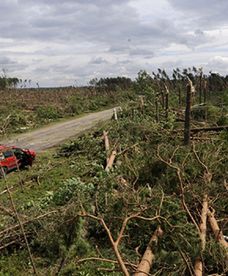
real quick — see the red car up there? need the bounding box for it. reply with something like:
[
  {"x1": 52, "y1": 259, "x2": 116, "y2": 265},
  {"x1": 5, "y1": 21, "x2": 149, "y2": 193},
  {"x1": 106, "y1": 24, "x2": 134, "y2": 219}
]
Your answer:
[{"x1": 0, "y1": 145, "x2": 36, "y2": 177}]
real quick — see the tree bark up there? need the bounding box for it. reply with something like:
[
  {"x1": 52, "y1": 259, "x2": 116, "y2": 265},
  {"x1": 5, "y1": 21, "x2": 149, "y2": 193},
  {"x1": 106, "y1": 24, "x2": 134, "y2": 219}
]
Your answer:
[
  {"x1": 207, "y1": 210, "x2": 228, "y2": 250},
  {"x1": 194, "y1": 257, "x2": 203, "y2": 276},
  {"x1": 194, "y1": 195, "x2": 208, "y2": 276},
  {"x1": 105, "y1": 150, "x2": 117, "y2": 172},
  {"x1": 134, "y1": 226, "x2": 163, "y2": 276},
  {"x1": 103, "y1": 131, "x2": 110, "y2": 165},
  {"x1": 199, "y1": 195, "x2": 208, "y2": 251}
]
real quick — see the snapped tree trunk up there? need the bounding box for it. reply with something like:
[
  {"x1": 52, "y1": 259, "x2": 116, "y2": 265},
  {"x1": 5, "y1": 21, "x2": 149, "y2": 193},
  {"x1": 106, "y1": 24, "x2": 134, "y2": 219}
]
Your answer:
[
  {"x1": 134, "y1": 226, "x2": 163, "y2": 276},
  {"x1": 164, "y1": 84, "x2": 169, "y2": 120},
  {"x1": 155, "y1": 96, "x2": 159, "y2": 123},
  {"x1": 194, "y1": 195, "x2": 208, "y2": 276},
  {"x1": 178, "y1": 85, "x2": 182, "y2": 108},
  {"x1": 184, "y1": 78, "x2": 194, "y2": 145},
  {"x1": 207, "y1": 210, "x2": 228, "y2": 250},
  {"x1": 105, "y1": 150, "x2": 117, "y2": 172},
  {"x1": 199, "y1": 71, "x2": 203, "y2": 104},
  {"x1": 103, "y1": 131, "x2": 110, "y2": 165}
]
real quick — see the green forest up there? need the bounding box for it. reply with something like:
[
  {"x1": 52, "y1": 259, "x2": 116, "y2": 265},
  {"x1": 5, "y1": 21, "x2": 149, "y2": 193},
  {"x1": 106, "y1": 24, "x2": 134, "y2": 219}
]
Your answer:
[{"x1": 0, "y1": 68, "x2": 228, "y2": 275}]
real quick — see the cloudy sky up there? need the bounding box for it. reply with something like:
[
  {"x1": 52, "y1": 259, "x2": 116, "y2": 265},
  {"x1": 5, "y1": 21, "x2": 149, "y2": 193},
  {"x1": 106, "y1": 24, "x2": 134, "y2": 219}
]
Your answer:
[{"x1": 0, "y1": 0, "x2": 228, "y2": 87}]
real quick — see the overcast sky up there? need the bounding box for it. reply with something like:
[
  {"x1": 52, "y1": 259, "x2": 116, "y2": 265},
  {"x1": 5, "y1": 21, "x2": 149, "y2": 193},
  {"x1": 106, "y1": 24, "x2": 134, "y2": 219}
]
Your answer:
[{"x1": 0, "y1": 0, "x2": 228, "y2": 87}]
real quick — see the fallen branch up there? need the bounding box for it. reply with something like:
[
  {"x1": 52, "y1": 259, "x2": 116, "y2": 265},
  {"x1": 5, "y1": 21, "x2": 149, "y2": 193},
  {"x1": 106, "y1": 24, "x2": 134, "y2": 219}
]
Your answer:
[{"x1": 79, "y1": 210, "x2": 161, "y2": 276}]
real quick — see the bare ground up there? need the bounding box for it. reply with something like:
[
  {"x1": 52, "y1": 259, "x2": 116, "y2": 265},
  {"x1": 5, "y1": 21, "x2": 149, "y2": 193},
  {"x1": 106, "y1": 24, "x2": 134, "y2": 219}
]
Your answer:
[{"x1": 0, "y1": 108, "x2": 115, "y2": 152}]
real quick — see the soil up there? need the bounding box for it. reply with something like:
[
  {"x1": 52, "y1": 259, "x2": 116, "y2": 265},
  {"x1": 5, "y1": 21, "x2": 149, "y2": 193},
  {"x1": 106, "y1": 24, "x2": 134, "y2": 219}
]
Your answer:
[{"x1": 0, "y1": 108, "x2": 115, "y2": 152}]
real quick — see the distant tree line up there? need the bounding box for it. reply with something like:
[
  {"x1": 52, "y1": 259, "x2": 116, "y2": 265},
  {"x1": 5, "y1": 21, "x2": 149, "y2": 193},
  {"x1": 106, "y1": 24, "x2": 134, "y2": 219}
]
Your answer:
[
  {"x1": 89, "y1": 76, "x2": 133, "y2": 91},
  {"x1": 0, "y1": 77, "x2": 20, "y2": 89}
]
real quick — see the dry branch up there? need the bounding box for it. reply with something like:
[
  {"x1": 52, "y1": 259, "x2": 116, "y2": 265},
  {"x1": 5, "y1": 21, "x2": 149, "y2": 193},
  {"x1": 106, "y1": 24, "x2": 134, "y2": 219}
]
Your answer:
[{"x1": 79, "y1": 210, "x2": 161, "y2": 276}]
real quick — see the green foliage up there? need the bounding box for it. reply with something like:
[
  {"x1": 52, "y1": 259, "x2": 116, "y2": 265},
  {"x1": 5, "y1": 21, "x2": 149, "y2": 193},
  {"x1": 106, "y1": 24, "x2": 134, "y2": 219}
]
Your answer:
[
  {"x1": 134, "y1": 70, "x2": 155, "y2": 97},
  {"x1": 35, "y1": 106, "x2": 63, "y2": 121}
]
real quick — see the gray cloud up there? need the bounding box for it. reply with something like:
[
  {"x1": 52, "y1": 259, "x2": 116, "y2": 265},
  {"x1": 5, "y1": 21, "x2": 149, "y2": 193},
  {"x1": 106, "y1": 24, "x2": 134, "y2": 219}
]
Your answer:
[
  {"x1": 168, "y1": 0, "x2": 228, "y2": 27},
  {"x1": 0, "y1": 0, "x2": 227, "y2": 85}
]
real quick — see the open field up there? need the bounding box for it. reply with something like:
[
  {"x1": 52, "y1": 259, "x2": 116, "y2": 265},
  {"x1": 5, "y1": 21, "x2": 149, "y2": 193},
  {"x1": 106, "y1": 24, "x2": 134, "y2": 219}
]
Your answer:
[{"x1": 0, "y1": 86, "x2": 134, "y2": 138}]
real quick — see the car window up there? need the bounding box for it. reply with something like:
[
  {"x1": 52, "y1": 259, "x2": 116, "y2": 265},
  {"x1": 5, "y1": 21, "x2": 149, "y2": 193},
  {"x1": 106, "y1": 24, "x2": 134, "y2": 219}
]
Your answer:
[{"x1": 3, "y1": 151, "x2": 14, "y2": 158}]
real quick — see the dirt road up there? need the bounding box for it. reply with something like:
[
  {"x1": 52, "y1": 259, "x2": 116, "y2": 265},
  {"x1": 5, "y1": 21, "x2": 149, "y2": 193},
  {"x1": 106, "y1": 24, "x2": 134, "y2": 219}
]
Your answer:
[{"x1": 0, "y1": 108, "x2": 115, "y2": 152}]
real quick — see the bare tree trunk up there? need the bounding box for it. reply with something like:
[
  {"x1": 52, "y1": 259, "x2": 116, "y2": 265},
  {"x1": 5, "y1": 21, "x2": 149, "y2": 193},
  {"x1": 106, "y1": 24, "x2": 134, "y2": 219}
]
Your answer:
[
  {"x1": 103, "y1": 131, "x2": 110, "y2": 165},
  {"x1": 207, "y1": 210, "x2": 228, "y2": 250},
  {"x1": 194, "y1": 257, "x2": 203, "y2": 276},
  {"x1": 164, "y1": 84, "x2": 169, "y2": 120},
  {"x1": 105, "y1": 150, "x2": 117, "y2": 172},
  {"x1": 194, "y1": 195, "x2": 208, "y2": 276},
  {"x1": 134, "y1": 226, "x2": 163, "y2": 276},
  {"x1": 178, "y1": 85, "x2": 182, "y2": 108},
  {"x1": 184, "y1": 78, "x2": 194, "y2": 145},
  {"x1": 155, "y1": 96, "x2": 159, "y2": 123},
  {"x1": 113, "y1": 108, "x2": 118, "y2": 121},
  {"x1": 199, "y1": 71, "x2": 203, "y2": 104},
  {"x1": 199, "y1": 195, "x2": 208, "y2": 251}
]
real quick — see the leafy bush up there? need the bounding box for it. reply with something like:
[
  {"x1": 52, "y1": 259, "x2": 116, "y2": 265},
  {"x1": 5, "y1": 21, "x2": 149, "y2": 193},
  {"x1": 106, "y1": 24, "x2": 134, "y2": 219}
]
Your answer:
[{"x1": 35, "y1": 106, "x2": 62, "y2": 121}]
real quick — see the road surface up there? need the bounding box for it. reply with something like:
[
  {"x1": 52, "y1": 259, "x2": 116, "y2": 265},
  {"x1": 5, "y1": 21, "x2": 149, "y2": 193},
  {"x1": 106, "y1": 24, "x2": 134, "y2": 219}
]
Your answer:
[{"x1": 0, "y1": 108, "x2": 115, "y2": 152}]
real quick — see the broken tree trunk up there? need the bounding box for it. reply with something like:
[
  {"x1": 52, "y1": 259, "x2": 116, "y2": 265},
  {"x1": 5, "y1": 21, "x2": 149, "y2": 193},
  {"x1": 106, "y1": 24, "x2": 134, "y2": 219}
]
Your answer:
[
  {"x1": 194, "y1": 257, "x2": 203, "y2": 276},
  {"x1": 164, "y1": 84, "x2": 169, "y2": 120},
  {"x1": 194, "y1": 195, "x2": 208, "y2": 276},
  {"x1": 199, "y1": 195, "x2": 208, "y2": 251},
  {"x1": 199, "y1": 69, "x2": 203, "y2": 104},
  {"x1": 134, "y1": 226, "x2": 163, "y2": 276},
  {"x1": 155, "y1": 95, "x2": 159, "y2": 123},
  {"x1": 105, "y1": 150, "x2": 117, "y2": 172},
  {"x1": 103, "y1": 130, "x2": 110, "y2": 165},
  {"x1": 113, "y1": 108, "x2": 118, "y2": 121},
  {"x1": 184, "y1": 78, "x2": 194, "y2": 145},
  {"x1": 207, "y1": 209, "x2": 228, "y2": 250}
]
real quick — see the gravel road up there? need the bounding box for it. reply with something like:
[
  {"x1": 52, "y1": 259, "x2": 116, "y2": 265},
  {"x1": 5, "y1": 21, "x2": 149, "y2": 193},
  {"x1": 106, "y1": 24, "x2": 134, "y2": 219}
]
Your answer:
[{"x1": 0, "y1": 108, "x2": 115, "y2": 152}]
